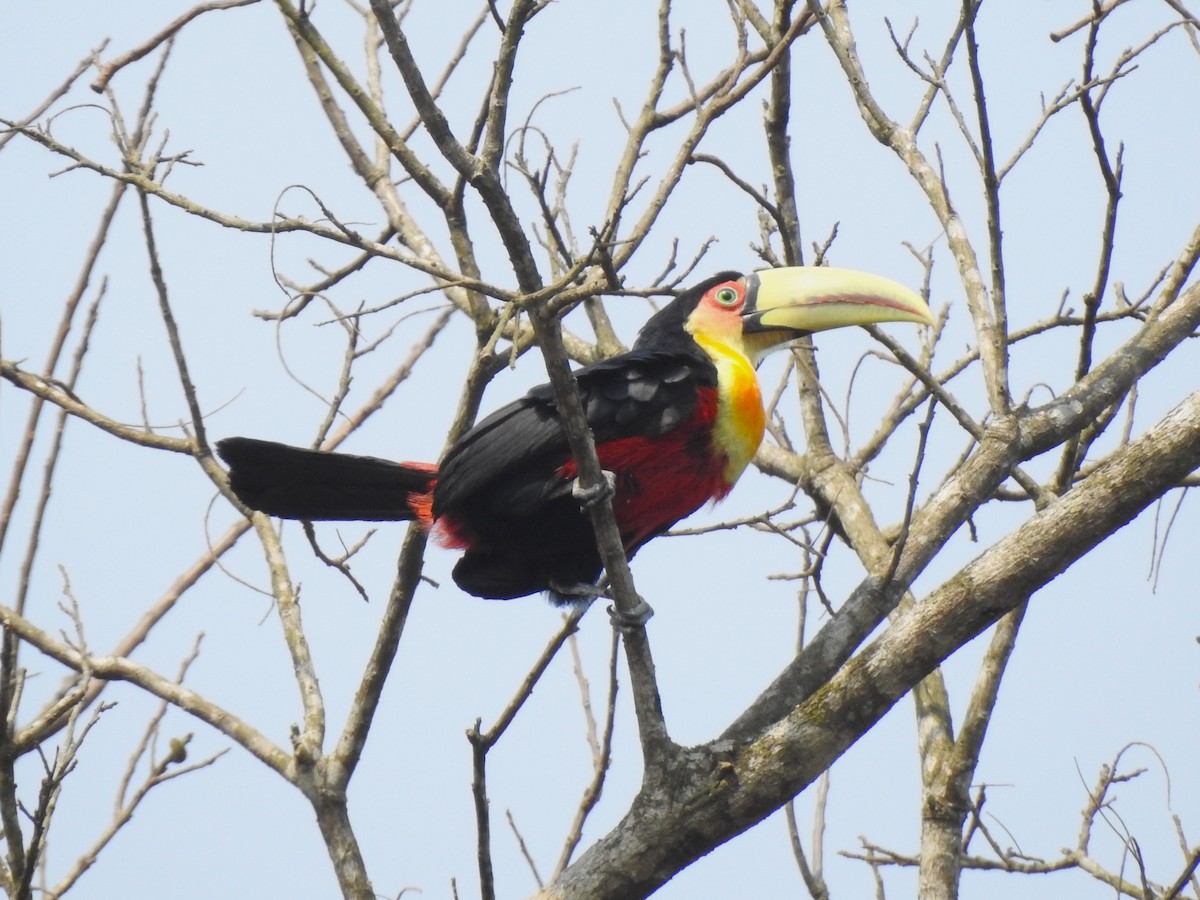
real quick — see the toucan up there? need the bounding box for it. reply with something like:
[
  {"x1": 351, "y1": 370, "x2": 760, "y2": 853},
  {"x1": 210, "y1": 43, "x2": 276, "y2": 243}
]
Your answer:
[{"x1": 217, "y1": 267, "x2": 932, "y2": 601}]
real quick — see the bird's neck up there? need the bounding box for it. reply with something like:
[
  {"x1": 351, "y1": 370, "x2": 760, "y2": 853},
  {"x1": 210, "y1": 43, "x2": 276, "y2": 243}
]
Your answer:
[{"x1": 692, "y1": 333, "x2": 766, "y2": 485}]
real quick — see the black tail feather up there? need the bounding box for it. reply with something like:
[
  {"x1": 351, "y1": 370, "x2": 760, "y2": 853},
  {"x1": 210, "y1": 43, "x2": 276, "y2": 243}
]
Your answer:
[{"x1": 217, "y1": 437, "x2": 435, "y2": 521}]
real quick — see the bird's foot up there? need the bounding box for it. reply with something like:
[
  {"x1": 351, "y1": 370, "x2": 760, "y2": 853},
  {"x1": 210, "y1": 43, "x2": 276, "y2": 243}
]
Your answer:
[
  {"x1": 608, "y1": 596, "x2": 654, "y2": 632},
  {"x1": 548, "y1": 580, "x2": 610, "y2": 606},
  {"x1": 572, "y1": 470, "x2": 617, "y2": 510}
]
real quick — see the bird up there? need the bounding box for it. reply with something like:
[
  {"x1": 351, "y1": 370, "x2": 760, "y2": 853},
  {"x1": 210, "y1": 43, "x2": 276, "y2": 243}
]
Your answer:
[{"x1": 217, "y1": 266, "x2": 931, "y2": 602}]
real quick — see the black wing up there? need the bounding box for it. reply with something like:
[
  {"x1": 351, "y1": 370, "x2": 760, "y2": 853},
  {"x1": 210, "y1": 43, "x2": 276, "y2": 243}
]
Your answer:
[{"x1": 432, "y1": 349, "x2": 715, "y2": 519}]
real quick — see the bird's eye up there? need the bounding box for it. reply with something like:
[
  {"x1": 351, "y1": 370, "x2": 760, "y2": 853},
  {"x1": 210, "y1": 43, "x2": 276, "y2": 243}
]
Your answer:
[{"x1": 714, "y1": 286, "x2": 740, "y2": 306}]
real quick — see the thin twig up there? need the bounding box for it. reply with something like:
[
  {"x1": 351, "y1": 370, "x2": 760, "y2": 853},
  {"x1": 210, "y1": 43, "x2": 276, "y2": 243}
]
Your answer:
[{"x1": 91, "y1": 0, "x2": 261, "y2": 92}]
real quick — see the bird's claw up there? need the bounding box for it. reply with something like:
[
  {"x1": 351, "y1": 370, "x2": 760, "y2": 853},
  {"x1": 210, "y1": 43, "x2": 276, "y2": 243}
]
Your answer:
[
  {"x1": 548, "y1": 580, "x2": 610, "y2": 606},
  {"x1": 608, "y1": 597, "x2": 654, "y2": 632},
  {"x1": 572, "y1": 470, "x2": 617, "y2": 510}
]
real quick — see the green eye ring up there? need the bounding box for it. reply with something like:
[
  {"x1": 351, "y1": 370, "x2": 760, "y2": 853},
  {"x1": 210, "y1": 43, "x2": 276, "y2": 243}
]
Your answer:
[{"x1": 714, "y1": 286, "x2": 740, "y2": 306}]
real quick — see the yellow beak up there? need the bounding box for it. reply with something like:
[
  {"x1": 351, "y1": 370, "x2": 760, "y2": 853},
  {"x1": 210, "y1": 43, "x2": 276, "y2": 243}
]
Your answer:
[{"x1": 741, "y1": 266, "x2": 932, "y2": 359}]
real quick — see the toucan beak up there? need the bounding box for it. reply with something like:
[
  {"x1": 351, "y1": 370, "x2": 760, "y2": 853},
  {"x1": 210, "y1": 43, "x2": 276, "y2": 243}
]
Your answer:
[{"x1": 741, "y1": 266, "x2": 933, "y2": 358}]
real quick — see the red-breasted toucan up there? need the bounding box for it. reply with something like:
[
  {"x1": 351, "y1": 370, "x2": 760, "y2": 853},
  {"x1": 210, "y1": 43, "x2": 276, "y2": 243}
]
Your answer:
[{"x1": 217, "y1": 267, "x2": 932, "y2": 600}]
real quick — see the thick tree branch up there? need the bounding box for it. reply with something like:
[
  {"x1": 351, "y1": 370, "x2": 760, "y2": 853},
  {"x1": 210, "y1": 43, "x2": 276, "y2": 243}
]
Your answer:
[{"x1": 543, "y1": 386, "x2": 1200, "y2": 899}]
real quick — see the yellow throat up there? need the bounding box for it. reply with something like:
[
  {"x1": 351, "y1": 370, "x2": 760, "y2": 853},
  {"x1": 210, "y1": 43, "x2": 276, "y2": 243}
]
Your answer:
[{"x1": 692, "y1": 332, "x2": 766, "y2": 485}]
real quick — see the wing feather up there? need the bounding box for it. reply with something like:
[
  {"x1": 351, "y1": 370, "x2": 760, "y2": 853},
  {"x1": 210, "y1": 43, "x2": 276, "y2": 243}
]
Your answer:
[{"x1": 433, "y1": 350, "x2": 714, "y2": 520}]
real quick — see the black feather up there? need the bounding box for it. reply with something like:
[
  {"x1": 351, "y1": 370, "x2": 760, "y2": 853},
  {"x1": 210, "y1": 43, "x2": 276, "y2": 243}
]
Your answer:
[{"x1": 217, "y1": 437, "x2": 433, "y2": 521}]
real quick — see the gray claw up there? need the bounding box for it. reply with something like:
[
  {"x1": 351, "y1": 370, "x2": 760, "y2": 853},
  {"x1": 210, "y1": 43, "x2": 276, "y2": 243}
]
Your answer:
[
  {"x1": 608, "y1": 597, "x2": 654, "y2": 632},
  {"x1": 548, "y1": 580, "x2": 609, "y2": 605},
  {"x1": 572, "y1": 470, "x2": 617, "y2": 510}
]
